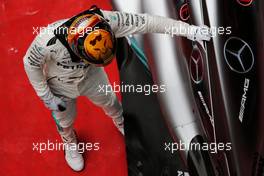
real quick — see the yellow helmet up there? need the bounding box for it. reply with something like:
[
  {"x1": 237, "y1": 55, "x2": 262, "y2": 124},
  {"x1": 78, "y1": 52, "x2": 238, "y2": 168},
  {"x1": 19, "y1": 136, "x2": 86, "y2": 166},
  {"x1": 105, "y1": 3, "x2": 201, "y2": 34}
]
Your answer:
[{"x1": 67, "y1": 13, "x2": 116, "y2": 66}]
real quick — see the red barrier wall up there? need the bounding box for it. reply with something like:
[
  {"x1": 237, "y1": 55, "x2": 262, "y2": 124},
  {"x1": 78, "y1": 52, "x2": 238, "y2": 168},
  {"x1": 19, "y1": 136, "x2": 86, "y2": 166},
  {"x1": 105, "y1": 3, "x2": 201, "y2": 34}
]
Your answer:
[{"x1": 0, "y1": 0, "x2": 126, "y2": 175}]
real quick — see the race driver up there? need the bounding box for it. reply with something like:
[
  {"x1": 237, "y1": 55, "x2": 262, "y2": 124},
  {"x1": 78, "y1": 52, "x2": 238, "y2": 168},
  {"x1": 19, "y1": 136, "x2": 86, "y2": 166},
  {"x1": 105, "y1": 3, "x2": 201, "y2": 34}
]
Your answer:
[{"x1": 23, "y1": 6, "x2": 211, "y2": 172}]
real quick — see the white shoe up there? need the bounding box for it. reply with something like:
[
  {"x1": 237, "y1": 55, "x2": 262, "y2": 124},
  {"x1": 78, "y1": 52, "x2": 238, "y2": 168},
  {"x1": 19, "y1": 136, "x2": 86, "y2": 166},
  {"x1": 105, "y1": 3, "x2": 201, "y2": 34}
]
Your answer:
[
  {"x1": 113, "y1": 116, "x2": 125, "y2": 135},
  {"x1": 65, "y1": 143, "x2": 84, "y2": 171}
]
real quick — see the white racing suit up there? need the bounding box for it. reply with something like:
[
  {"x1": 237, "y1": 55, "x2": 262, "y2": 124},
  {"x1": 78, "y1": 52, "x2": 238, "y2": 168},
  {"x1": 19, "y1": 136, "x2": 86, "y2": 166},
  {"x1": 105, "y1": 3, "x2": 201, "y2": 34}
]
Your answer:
[{"x1": 23, "y1": 9, "x2": 194, "y2": 141}]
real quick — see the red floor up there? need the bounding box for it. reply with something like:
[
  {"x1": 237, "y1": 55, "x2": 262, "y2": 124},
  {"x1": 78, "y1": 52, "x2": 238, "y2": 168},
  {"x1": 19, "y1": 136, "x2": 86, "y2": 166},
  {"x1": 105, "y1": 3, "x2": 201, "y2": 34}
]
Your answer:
[{"x1": 0, "y1": 0, "x2": 127, "y2": 175}]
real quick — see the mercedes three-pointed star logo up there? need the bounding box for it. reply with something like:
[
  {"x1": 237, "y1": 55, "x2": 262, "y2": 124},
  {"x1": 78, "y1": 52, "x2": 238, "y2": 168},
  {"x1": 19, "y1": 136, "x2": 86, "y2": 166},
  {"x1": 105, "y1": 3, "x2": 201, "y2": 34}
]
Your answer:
[
  {"x1": 189, "y1": 45, "x2": 204, "y2": 84},
  {"x1": 224, "y1": 37, "x2": 254, "y2": 74},
  {"x1": 237, "y1": 0, "x2": 253, "y2": 7},
  {"x1": 179, "y1": 3, "x2": 190, "y2": 21}
]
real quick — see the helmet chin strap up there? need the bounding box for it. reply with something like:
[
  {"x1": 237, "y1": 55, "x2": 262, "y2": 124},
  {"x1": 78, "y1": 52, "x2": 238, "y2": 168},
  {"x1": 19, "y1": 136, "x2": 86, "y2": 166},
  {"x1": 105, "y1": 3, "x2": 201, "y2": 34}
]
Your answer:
[{"x1": 71, "y1": 56, "x2": 82, "y2": 63}]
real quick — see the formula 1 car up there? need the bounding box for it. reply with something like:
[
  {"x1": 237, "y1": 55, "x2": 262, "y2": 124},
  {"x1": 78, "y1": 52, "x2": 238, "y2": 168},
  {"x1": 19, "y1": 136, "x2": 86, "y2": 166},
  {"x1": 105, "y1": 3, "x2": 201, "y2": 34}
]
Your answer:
[{"x1": 112, "y1": 0, "x2": 264, "y2": 175}]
